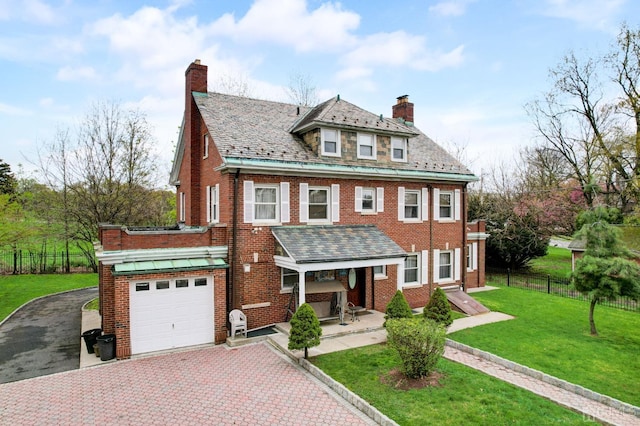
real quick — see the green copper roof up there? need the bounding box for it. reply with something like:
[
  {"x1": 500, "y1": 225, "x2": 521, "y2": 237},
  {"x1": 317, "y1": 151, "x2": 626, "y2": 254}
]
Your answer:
[{"x1": 113, "y1": 258, "x2": 227, "y2": 276}]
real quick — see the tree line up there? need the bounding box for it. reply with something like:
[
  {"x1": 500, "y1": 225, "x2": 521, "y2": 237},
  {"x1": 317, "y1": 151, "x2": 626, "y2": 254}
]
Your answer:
[{"x1": 0, "y1": 101, "x2": 175, "y2": 272}]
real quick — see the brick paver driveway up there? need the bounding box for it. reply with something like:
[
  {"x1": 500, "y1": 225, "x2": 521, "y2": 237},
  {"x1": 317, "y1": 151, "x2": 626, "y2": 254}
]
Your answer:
[{"x1": 0, "y1": 342, "x2": 374, "y2": 425}]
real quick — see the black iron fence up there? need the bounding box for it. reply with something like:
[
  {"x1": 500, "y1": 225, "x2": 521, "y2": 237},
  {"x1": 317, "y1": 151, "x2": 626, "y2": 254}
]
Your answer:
[
  {"x1": 0, "y1": 250, "x2": 95, "y2": 274},
  {"x1": 486, "y1": 267, "x2": 639, "y2": 312}
]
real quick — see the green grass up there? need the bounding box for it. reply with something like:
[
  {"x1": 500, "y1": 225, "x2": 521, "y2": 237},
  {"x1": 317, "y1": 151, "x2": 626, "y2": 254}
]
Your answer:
[
  {"x1": 0, "y1": 273, "x2": 97, "y2": 321},
  {"x1": 449, "y1": 286, "x2": 640, "y2": 406},
  {"x1": 528, "y1": 246, "x2": 573, "y2": 277},
  {"x1": 85, "y1": 297, "x2": 99, "y2": 310},
  {"x1": 313, "y1": 344, "x2": 595, "y2": 425}
]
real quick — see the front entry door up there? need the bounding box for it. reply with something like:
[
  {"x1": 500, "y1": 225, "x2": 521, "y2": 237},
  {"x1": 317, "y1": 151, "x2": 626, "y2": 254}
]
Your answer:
[{"x1": 347, "y1": 268, "x2": 366, "y2": 307}]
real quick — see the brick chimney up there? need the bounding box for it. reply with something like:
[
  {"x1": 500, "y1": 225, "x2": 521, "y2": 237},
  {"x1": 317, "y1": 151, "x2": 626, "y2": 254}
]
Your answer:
[
  {"x1": 392, "y1": 95, "x2": 414, "y2": 124},
  {"x1": 183, "y1": 59, "x2": 208, "y2": 225}
]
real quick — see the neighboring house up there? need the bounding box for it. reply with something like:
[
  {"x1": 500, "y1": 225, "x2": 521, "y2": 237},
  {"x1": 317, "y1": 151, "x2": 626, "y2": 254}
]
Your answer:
[
  {"x1": 96, "y1": 60, "x2": 487, "y2": 359},
  {"x1": 568, "y1": 225, "x2": 640, "y2": 271}
]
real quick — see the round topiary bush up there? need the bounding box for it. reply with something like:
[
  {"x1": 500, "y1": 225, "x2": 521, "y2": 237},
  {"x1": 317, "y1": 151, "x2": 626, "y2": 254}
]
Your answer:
[
  {"x1": 384, "y1": 290, "x2": 413, "y2": 326},
  {"x1": 288, "y1": 303, "x2": 322, "y2": 359},
  {"x1": 386, "y1": 318, "x2": 446, "y2": 379},
  {"x1": 423, "y1": 287, "x2": 453, "y2": 327}
]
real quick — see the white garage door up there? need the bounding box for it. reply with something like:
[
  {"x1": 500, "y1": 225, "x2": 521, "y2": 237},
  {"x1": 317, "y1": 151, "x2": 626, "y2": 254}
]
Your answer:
[{"x1": 130, "y1": 276, "x2": 214, "y2": 355}]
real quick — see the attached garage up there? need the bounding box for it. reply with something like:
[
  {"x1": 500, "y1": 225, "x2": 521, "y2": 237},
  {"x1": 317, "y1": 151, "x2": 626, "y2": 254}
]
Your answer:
[{"x1": 129, "y1": 276, "x2": 214, "y2": 355}]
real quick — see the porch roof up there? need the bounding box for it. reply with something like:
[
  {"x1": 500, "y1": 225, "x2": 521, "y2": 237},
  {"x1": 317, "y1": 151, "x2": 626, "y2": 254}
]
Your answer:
[{"x1": 272, "y1": 224, "x2": 406, "y2": 264}]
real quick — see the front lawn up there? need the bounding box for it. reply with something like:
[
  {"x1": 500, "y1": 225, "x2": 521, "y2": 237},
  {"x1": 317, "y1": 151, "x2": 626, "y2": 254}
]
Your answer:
[
  {"x1": 449, "y1": 286, "x2": 640, "y2": 406},
  {"x1": 313, "y1": 344, "x2": 594, "y2": 425},
  {"x1": 528, "y1": 245, "x2": 572, "y2": 277},
  {"x1": 0, "y1": 273, "x2": 97, "y2": 321}
]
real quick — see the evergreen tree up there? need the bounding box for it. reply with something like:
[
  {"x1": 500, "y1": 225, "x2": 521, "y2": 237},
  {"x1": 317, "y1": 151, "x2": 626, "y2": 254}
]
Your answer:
[
  {"x1": 424, "y1": 288, "x2": 453, "y2": 327},
  {"x1": 384, "y1": 290, "x2": 413, "y2": 326},
  {"x1": 0, "y1": 159, "x2": 16, "y2": 195},
  {"x1": 288, "y1": 303, "x2": 322, "y2": 359},
  {"x1": 571, "y1": 208, "x2": 640, "y2": 335}
]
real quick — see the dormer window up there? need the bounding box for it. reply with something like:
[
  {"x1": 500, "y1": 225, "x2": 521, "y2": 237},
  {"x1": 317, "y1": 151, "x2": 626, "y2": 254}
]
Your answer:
[
  {"x1": 357, "y1": 133, "x2": 376, "y2": 159},
  {"x1": 391, "y1": 137, "x2": 407, "y2": 162},
  {"x1": 321, "y1": 128, "x2": 340, "y2": 157}
]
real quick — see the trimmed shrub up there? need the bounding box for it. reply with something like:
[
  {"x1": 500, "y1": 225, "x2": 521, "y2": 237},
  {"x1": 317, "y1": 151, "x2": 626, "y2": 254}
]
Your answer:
[
  {"x1": 424, "y1": 287, "x2": 453, "y2": 327},
  {"x1": 384, "y1": 290, "x2": 413, "y2": 326},
  {"x1": 288, "y1": 303, "x2": 322, "y2": 359},
  {"x1": 386, "y1": 318, "x2": 446, "y2": 379}
]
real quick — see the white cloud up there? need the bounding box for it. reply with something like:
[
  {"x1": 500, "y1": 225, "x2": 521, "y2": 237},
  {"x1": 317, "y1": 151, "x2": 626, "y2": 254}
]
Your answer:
[
  {"x1": 429, "y1": 0, "x2": 475, "y2": 17},
  {"x1": 0, "y1": 102, "x2": 31, "y2": 116},
  {"x1": 210, "y1": 0, "x2": 360, "y2": 52},
  {"x1": 338, "y1": 31, "x2": 464, "y2": 81},
  {"x1": 0, "y1": 0, "x2": 58, "y2": 24},
  {"x1": 538, "y1": 0, "x2": 626, "y2": 30},
  {"x1": 39, "y1": 97, "x2": 54, "y2": 107},
  {"x1": 56, "y1": 65, "x2": 97, "y2": 81}
]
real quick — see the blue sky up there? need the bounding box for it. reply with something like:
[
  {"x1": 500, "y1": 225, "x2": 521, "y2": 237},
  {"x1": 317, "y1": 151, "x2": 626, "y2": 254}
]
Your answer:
[{"x1": 1, "y1": 0, "x2": 638, "y2": 184}]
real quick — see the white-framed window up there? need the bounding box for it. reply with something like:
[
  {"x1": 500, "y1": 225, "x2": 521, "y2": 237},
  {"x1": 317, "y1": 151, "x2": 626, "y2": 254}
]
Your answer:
[
  {"x1": 300, "y1": 183, "x2": 339, "y2": 223},
  {"x1": 179, "y1": 191, "x2": 186, "y2": 222},
  {"x1": 404, "y1": 254, "x2": 419, "y2": 285},
  {"x1": 434, "y1": 248, "x2": 461, "y2": 283},
  {"x1": 439, "y1": 251, "x2": 453, "y2": 281},
  {"x1": 355, "y1": 187, "x2": 384, "y2": 213},
  {"x1": 281, "y1": 268, "x2": 298, "y2": 290},
  {"x1": 373, "y1": 265, "x2": 387, "y2": 279},
  {"x1": 244, "y1": 181, "x2": 290, "y2": 224},
  {"x1": 467, "y1": 242, "x2": 478, "y2": 271},
  {"x1": 203, "y1": 134, "x2": 209, "y2": 159},
  {"x1": 206, "y1": 184, "x2": 220, "y2": 224},
  {"x1": 321, "y1": 128, "x2": 340, "y2": 157},
  {"x1": 254, "y1": 185, "x2": 279, "y2": 222},
  {"x1": 391, "y1": 137, "x2": 407, "y2": 162},
  {"x1": 433, "y1": 188, "x2": 461, "y2": 221},
  {"x1": 357, "y1": 133, "x2": 376, "y2": 159},
  {"x1": 404, "y1": 190, "x2": 420, "y2": 219}
]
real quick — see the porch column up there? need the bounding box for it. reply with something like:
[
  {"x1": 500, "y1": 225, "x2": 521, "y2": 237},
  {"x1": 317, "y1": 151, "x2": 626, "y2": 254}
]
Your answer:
[
  {"x1": 396, "y1": 259, "x2": 404, "y2": 291},
  {"x1": 298, "y1": 269, "x2": 306, "y2": 307}
]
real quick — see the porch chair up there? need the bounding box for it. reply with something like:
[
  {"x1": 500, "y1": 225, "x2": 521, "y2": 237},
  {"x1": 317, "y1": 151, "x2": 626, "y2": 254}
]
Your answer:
[{"x1": 229, "y1": 309, "x2": 247, "y2": 338}]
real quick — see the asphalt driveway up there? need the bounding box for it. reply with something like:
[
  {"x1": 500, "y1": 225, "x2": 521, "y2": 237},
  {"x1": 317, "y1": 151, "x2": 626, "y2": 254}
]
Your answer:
[{"x1": 0, "y1": 287, "x2": 98, "y2": 384}]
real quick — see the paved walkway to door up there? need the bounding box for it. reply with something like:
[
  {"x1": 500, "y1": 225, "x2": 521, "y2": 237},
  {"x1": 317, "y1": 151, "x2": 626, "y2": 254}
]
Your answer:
[{"x1": 0, "y1": 343, "x2": 376, "y2": 425}]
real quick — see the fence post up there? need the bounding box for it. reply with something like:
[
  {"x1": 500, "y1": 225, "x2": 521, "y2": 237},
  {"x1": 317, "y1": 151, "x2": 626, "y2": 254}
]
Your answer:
[
  {"x1": 547, "y1": 275, "x2": 551, "y2": 294},
  {"x1": 507, "y1": 268, "x2": 510, "y2": 287}
]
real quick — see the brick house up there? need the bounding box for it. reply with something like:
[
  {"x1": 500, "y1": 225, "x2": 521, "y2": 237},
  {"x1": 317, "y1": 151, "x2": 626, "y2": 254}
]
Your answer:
[{"x1": 96, "y1": 60, "x2": 487, "y2": 359}]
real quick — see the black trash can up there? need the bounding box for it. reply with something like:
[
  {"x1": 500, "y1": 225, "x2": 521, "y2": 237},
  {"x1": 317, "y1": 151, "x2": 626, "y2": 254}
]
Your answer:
[
  {"x1": 81, "y1": 329, "x2": 102, "y2": 354},
  {"x1": 96, "y1": 334, "x2": 116, "y2": 361}
]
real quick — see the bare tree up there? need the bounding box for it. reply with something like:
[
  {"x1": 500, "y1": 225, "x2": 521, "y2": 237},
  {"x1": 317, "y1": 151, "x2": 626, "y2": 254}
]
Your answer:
[
  {"x1": 213, "y1": 72, "x2": 254, "y2": 97},
  {"x1": 286, "y1": 71, "x2": 319, "y2": 106}
]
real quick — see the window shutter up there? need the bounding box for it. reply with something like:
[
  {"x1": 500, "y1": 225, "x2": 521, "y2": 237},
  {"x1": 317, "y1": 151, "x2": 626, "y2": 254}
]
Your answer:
[
  {"x1": 454, "y1": 189, "x2": 461, "y2": 221},
  {"x1": 472, "y1": 242, "x2": 478, "y2": 270},
  {"x1": 299, "y1": 183, "x2": 308, "y2": 222},
  {"x1": 421, "y1": 250, "x2": 428, "y2": 285},
  {"x1": 355, "y1": 186, "x2": 362, "y2": 212},
  {"x1": 433, "y1": 188, "x2": 440, "y2": 221},
  {"x1": 454, "y1": 248, "x2": 461, "y2": 281},
  {"x1": 377, "y1": 187, "x2": 384, "y2": 212},
  {"x1": 433, "y1": 249, "x2": 440, "y2": 283},
  {"x1": 243, "y1": 180, "x2": 254, "y2": 223},
  {"x1": 421, "y1": 188, "x2": 429, "y2": 221},
  {"x1": 280, "y1": 182, "x2": 290, "y2": 223},
  {"x1": 398, "y1": 186, "x2": 405, "y2": 220},
  {"x1": 214, "y1": 184, "x2": 220, "y2": 223},
  {"x1": 206, "y1": 185, "x2": 211, "y2": 223},
  {"x1": 331, "y1": 184, "x2": 340, "y2": 222}
]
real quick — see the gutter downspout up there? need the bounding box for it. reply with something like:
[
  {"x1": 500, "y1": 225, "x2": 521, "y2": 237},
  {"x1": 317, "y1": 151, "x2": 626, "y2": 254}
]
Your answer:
[
  {"x1": 462, "y1": 183, "x2": 468, "y2": 292},
  {"x1": 428, "y1": 184, "x2": 433, "y2": 297},
  {"x1": 229, "y1": 170, "x2": 240, "y2": 317}
]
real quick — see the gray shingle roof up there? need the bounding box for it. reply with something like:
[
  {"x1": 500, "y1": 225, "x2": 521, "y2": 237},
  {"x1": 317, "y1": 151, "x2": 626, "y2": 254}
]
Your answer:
[
  {"x1": 272, "y1": 224, "x2": 406, "y2": 264},
  {"x1": 194, "y1": 92, "x2": 475, "y2": 178}
]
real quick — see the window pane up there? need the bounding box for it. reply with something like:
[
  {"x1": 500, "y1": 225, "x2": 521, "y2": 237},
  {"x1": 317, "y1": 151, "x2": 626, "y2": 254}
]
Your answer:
[
  {"x1": 136, "y1": 282, "x2": 149, "y2": 291},
  {"x1": 325, "y1": 141, "x2": 336, "y2": 153},
  {"x1": 404, "y1": 255, "x2": 418, "y2": 283},
  {"x1": 309, "y1": 189, "x2": 327, "y2": 203},
  {"x1": 360, "y1": 145, "x2": 373, "y2": 157},
  {"x1": 156, "y1": 281, "x2": 169, "y2": 290},
  {"x1": 256, "y1": 187, "x2": 276, "y2": 202},
  {"x1": 255, "y1": 204, "x2": 276, "y2": 220},
  {"x1": 405, "y1": 192, "x2": 418, "y2": 205},
  {"x1": 362, "y1": 190, "x2": 374, "y2": 210},
  {"x1": 282, "y1": 268, "x2": 298, "y2": 289},
  {"x1": 194, "y1": 278, "x2": 207, "y2": 287},
  {"x1": 440, "y1": 193, "x2": 452, "y2": 218},
  {"x1": 393, "y1": 148, "x2": 404, "y2": 159},
  {"x1": 439, "y1": 252, "x2": 452, "y2": 279},
  {"x1": 309, "y1": 205, "x2": 328, "y2": 219},
  {"x1": 176, "y1": 279, "x2": 189, "y2": 288}
]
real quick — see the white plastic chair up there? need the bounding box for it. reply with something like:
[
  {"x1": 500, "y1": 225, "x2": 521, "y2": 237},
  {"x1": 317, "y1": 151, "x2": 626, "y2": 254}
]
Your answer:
[{"x1": 229, "y1": 309, "x2": 247, "y2": 337}]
